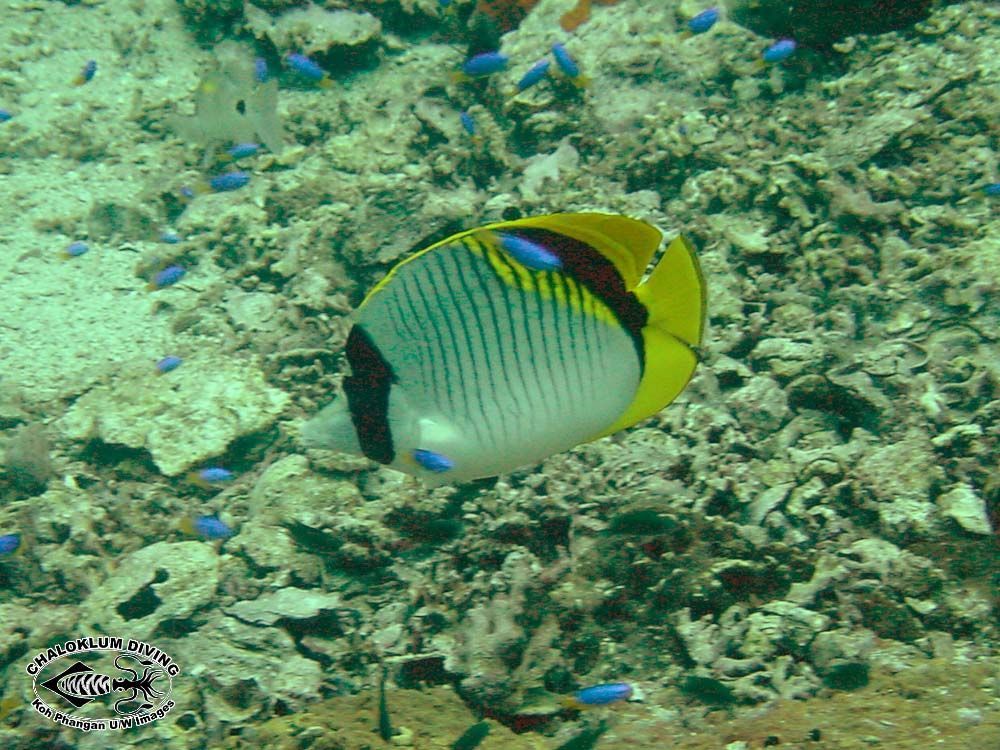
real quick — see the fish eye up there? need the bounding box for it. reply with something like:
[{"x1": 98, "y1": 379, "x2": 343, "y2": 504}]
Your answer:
[{"x1": 235, "y1": 99, "x2": 246, "y2": 115}]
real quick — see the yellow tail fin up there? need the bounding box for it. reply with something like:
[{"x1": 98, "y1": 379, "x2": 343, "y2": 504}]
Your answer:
[
  {"x1": 636, "y1": 235, "x2": 706, "y2": 349},
  {"x1": 598, "y1": 234, "x2": 706, "y2": 436}
]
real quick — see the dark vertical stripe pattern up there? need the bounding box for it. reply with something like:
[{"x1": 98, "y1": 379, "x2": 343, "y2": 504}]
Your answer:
[
  {"x1": 501, "y1": 227, "x2": 648, "y2": 367},
  {"x1": 343, "y1": 325, "x2": 395, "y2": 464}
]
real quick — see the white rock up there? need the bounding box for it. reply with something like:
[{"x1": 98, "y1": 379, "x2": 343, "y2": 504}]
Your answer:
[{"x1": 937, "y1": 483, "x2": 992, "y2": 535}]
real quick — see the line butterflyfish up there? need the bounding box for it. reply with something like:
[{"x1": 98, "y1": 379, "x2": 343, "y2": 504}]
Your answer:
[{"x1": 301, "y1": 213, "x2": 707, "y2": 486}]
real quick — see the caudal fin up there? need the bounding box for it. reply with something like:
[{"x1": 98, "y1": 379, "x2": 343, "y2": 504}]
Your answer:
[
  {"x1": 300, "y1": 398, "x2": 361, "y2": 455},
  {"x1": 636, "y1": 234, "x2": 706, "y2": 348},
  {"x1": 598, "y1": 234, "x2": 706, "y2": 436}
]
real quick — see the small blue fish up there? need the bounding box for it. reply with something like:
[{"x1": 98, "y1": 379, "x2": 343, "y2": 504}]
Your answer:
[
  {"x1": 0, "y1": 533, "x2": 20, "y2": 556},
  {"x1": 286, "y1": 53, "x2": 332, "y2": 88},
  {"x1": 984, "y1": 182, "x2": 1000, "y2": 197},
  {"x1": 552, "y1": 43, "x2": 579, "y2": 77},
  {"x1": 150, "y1": 265, "x2": 186, "y2": 289},
  {"x1": 226, "y1": 142, "x2": 260, "y2": 160},
  {"x1": 62, "y1": 240, "x2": 88, "y2": 259},
  {"x1": 497, "y1": 232, "x2": 562, "y2": 271},
  {"x1": 156, "y1": 355, "x2": 183, "y2": 373},
  {"x1": 459, "y1": 111, "x2": 476, "y2": 136},
  {"x1": 254, "y1": 58, "x2": 269, "y2": 83},
  {"x1": 687, "y1": 7, "x2": 720, "y2": 34},
  {"x1": 412, "y1": 449, "x2": 454, "y2": 473},
  {"x1": 561, "y1": 682, "x2": 633, "y2": 709},
  {"x1": 160, "y1": 230, "x2": 181, "y2": 244},
  {"x1": 551, "y1": 43, "x2": 588, "y2": 87},
  {"x1": 181, "y1": 515, "x2": 233, "y2": 540},
  {"x1": 517, "y1": 59, "x2": 550, "y2": 92},
  {"x1": 762, "y1": 38, "x2": 797, "y2": 63},
  {"x1": 462, "y1": 51, "x2": 509, "y2": 77},
  {"x1": 0, "y1": 109, "x2": 12, "y2": 123},
  {"x1": 207, "y1": 171, "x2": 250, "y2": 192},
  {"x1": 73, "y1": 60, "x2": 97, "y2": 86},
  {"x1": 195, "y1": 467, "x2": 234, "y2": 483}
]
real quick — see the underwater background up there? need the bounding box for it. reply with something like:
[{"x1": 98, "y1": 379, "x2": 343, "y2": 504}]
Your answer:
[{"x1": 0, "y1": 0, "x2": 997, "y2": 748}]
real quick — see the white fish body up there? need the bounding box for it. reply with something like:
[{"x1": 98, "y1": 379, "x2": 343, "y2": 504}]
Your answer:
[{"x1": 302, "y1": 213, "x2": 705, "y2": 486}]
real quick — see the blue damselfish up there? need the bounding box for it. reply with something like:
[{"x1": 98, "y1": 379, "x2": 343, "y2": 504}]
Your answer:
[
  {"x1": 564, "y1": 682, "x2": 633, "y2": 709},
  {"x1": 551, "y1": 43, "x2": 588, "y2": 87},
  {"x1": 188, "y1": 516, "x2": 233, "y2": 539},
  {"x1": 208, "y1": 171, "x2": 250, "y2": 192},
  {"x1": 287, "y1": 53, "x2": 332, "y2": 87},
  {"x1": 688, "y1": 7, "x2": 720, "y2": 34},
  {"x1": 497, "y1": 232, "x2": 562, "y2": 271},
  {"x1": 517, "y1": 59, "x2": 550, "y2": 92},
  {"x1": 0, "y1": 533, "x2": 20, "y2": 556},
  {"x1": 459, "y1": 111, "x2": 476, "y2": 136},
  {"x1": 73, "y1": 60, "x2": 97, "y2": 86},
  {"x1": 462, "y1": 51, "x2": 508, "y2": 77},
  {"x1": 63, "y1": 241, "x2": 88, "y2": 258},
  {"x1": 197, "y1": 467, "x2": 233, "y2": 483},
  {"x1": 151, "y1": 265, "x2": 186, "y2": 289},
  {"x1": 226, "y1": 143, "x2": 260, "y2": 160},
  {"x1": 763, "y1": 38, "x2": 797, "y2": 63},
  {"x1": 254, "y1": 58, "x2": 269, "y2": 83},
  {"x1": 412, "y1": 449, "x2": 454, "y2": 473},
  {"x1": 552, "y1": 43, "x2": 578, "y2": 76},
  {"x1": 156, "y1": 355, "x2": 183, "y2": 373}
]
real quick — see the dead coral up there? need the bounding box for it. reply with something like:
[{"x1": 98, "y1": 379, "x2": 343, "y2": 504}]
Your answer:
[
  {"x1": 437, "y1": 549, "x2": 564, "y2": 714},
  {"x1": 819, "y1": 174, "x2": 905, "y2": 220},
  {"x1": 4, "y1": 423, "x2": 53, "y2": 495}
]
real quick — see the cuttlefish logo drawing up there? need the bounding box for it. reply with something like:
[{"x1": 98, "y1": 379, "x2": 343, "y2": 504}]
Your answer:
[{"x1": 25, "y1": 637, "x2": 179, "y2": 731}]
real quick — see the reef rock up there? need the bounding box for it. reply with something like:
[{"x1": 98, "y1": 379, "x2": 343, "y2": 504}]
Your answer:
[
  {"x1": 59, "y1": 355, "x2": 288, "y2": 476},
  {"x1": 79, "y1": 541, "x2": 220, "y2": 641},
  {"x1": 936, "y1": 483, "x2": 992, "y2": 535}
]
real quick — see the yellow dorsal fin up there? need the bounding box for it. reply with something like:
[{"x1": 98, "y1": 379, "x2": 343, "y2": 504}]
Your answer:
[
  {"x1": 481, "y1": 213, "x2": 662, "y2": 289},
  {"x1": 363, "y1": 212, "x2": 662, "y2": 307},
  {"x1": 595, "y1": 234, "x2": 706, "y2": 437}
]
